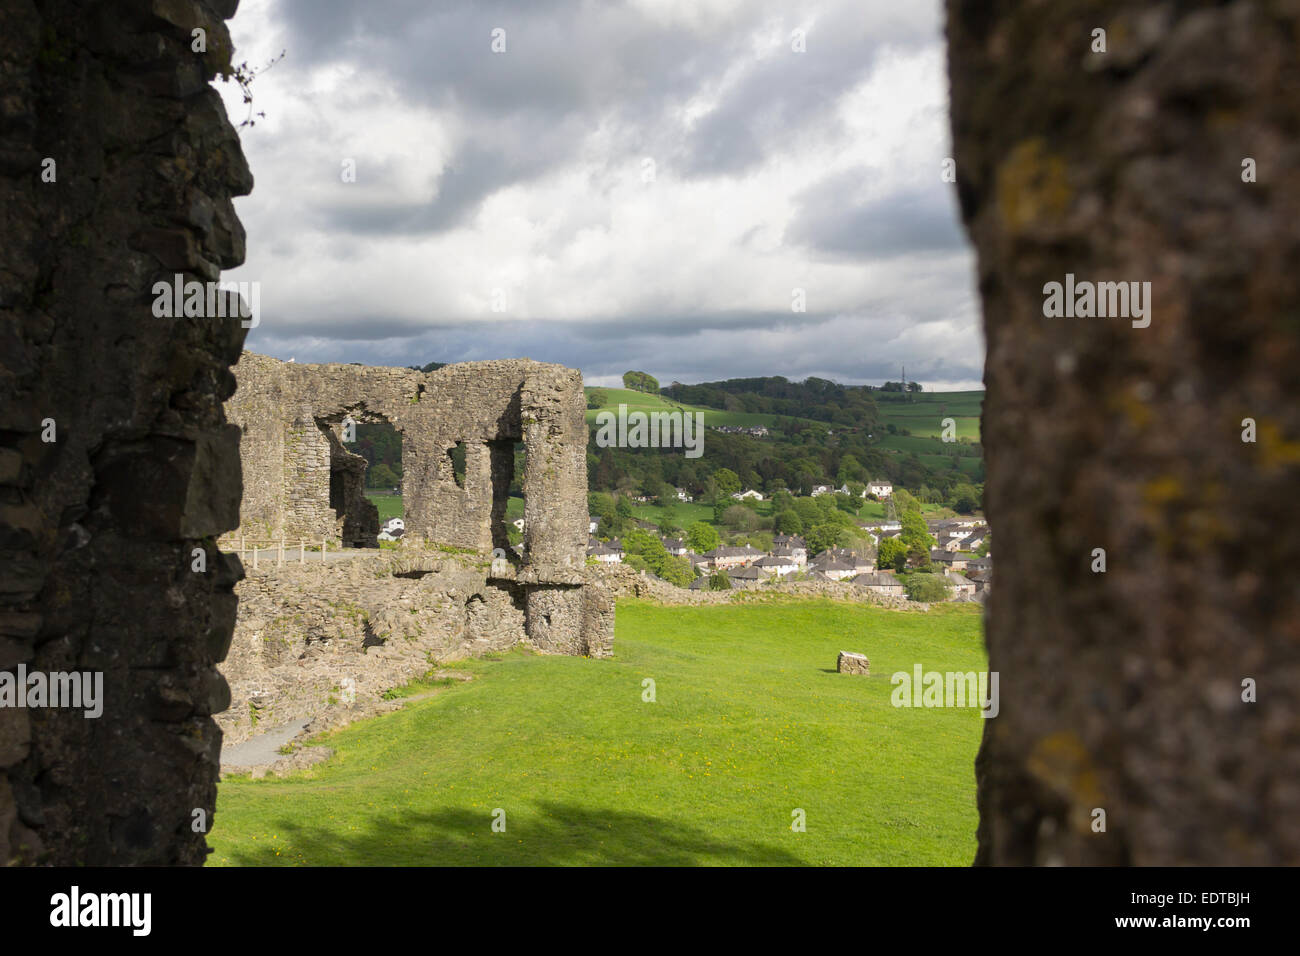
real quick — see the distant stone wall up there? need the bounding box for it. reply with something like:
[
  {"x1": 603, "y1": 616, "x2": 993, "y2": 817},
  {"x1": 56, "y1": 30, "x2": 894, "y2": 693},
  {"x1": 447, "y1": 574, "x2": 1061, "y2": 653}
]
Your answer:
[
  {"x1": 948, "y1": 0, "x2": 1300, "y2": 864},
  {"x1": 1, "y1": 0, "x2": 250, "y2": 864},
  {"x1": 224, "y1": 351, "x2": 602, "y2": 655},
  {"x1": 591, "y1": 564, "x2": 927, "y2": 610}
]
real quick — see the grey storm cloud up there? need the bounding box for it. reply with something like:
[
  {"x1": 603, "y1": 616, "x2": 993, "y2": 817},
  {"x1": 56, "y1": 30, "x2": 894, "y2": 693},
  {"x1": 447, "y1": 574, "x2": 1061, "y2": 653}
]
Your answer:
[
  {"x1": 789, "y1": 167, "x2": 966, "y2": 259},
  {"x1": 271, "y1": 0, "x2": 940, "y2": 230},
  {"x1": 224, "y1": 0, "x2": 983, "y2": 389},
  {"x1": 246, "y1": 305, "x2": 985, "y2": 390}
]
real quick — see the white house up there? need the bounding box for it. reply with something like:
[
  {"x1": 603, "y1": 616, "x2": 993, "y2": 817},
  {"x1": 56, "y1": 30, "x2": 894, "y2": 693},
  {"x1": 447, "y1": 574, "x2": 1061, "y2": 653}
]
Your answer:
[
  {"x1": 808, "y1": 553, "x2": 857, "y2": 580},
  {"x1": 810, "y1": 484, "x2": 834, "y2": 497},
  {"x1": 587, "y1": 543, "x2": 623, "y2": 564},
  {"x1": 705, "y1": 545, "x2": 764, "y2": 569},
  {"x1": 661, "y1": 537, "x2": 688, "y2": 556},
  {"x1": 943, "y1": 570, "x2": 977, "y2": 598},
  {"x1": 867, "y1": 481, "x2": 894, "y2": 498},
  {"x1": 852, "y1": 571, "x2": 905, "y2": 597},
  {"x1": 755, "y1": 555, "x2": 799, "y2": 577},
  {"x1": 732, "y1": 489, "x2": 764, "y2": 501}
]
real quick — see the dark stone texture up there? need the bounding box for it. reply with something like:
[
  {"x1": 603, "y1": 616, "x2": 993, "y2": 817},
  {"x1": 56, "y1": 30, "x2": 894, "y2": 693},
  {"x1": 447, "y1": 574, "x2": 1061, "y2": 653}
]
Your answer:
[
  {"x1": 0, "y1": 0, "x2": 249, "y2": 864},
  {"x1": 948, "y1": 0, "x2": 1300, "y2": 864}
]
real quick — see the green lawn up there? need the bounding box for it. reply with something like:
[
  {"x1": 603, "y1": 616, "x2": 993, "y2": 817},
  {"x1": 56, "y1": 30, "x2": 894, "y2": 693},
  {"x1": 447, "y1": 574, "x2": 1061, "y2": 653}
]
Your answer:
[
  {"x1": 364, "y1": 492, "x2": 403, "y2": 522},
  {"x1": 209, "y1": 599, "x2": 984, "y2": 866}
]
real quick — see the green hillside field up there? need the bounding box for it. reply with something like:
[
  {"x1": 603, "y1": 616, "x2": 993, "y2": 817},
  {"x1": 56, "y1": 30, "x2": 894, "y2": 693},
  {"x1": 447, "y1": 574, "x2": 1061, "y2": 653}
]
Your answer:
[
  {"x1": 875, "y1": 391, "x2": 983, "y2": 440},
  {"x1": 584, "y1": 387, "x2": 823, "y2": 431},
  {"x1": 210, "y1": 599, "x2": 985, "y2": 866}
]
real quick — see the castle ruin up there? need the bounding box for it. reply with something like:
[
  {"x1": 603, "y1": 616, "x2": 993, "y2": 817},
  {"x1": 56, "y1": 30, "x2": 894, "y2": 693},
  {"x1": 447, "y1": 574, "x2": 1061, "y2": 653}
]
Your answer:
[{"x1": 224, "y1": 351, "x2": 606, "y2": 657}]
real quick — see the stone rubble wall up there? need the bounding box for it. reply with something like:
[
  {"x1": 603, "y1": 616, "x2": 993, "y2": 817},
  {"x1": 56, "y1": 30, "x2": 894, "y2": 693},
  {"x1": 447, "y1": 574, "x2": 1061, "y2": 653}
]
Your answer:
[
  {"x1": 218, "y1": 552, "x2": 529, "y2": 746},
  {"x1": 590, "y1": 564, "x2": 929, "y2": 611}
]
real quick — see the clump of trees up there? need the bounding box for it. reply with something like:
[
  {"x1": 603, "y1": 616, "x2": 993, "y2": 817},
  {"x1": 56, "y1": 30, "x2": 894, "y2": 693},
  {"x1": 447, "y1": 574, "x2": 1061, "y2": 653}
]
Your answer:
[
  {"x1": 902, "y1": 573, "x2": 951, "y2": 602},
  {"x1": 621, "y1": 528, "x2": 694, "y2": 587},
  {"x1": 622, "y1": 371, "x2": 660, "y2": 394},
  {"x1": 686, "y1": 521, "x2": 720, "y2": 553}
]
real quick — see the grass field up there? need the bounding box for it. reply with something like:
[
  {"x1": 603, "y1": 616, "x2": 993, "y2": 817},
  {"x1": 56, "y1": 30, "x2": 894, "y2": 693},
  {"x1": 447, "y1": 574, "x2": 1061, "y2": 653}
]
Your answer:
[
  {"x1": 210, "y1": 599, "x2": 984, "y2": 866},
  {"x1": 875, "y1": 391, "x2": 983, "y2": 440},
  {"x1": 364, "y1": 492, "x2": 403, "y2": 522},
  {"x1": 585, "y1": 387, "x2": 822, "y2": 430}
]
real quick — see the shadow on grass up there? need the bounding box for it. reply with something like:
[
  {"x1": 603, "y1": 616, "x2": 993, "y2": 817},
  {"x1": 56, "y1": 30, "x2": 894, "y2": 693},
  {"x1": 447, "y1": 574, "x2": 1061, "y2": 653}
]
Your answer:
[{"x1": 221, "y1": 800, "x2": 805, "y2": 867}]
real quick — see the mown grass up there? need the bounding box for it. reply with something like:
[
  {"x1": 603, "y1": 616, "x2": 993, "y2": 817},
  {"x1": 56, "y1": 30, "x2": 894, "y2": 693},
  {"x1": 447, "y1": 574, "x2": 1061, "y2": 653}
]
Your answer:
[
  {"x1": 210, "y1": 599, "x2": 984, "y2": 866},
  {"x1": 364, "y1": 492, "x2": 403, "y2": 522}
]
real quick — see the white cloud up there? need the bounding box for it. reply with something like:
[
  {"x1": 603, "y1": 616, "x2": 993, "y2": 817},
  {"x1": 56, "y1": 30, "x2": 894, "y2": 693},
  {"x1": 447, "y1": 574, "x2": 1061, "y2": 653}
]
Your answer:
[{"x1": 215, "y1": 0, "x2": 981, "y2": 389}]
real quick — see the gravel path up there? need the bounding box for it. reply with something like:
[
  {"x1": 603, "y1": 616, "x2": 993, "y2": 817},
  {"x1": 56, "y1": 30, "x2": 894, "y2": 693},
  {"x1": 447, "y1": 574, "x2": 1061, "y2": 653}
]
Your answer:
[{"x1": 220, "y1": 718, "x2": 310, "y2": 772}]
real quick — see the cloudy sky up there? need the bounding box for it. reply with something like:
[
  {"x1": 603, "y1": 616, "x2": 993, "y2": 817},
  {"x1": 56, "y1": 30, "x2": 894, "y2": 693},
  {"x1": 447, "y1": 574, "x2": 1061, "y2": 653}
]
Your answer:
[{"x1": 216, "y1": 0, "x2": 983, "y2": 390}]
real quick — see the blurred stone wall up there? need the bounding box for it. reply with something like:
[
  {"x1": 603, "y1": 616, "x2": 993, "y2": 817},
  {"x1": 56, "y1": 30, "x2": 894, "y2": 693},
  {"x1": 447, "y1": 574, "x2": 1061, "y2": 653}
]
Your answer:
[{"x1": 948, "y1": 0, "x2": 1300, "y2": 864}]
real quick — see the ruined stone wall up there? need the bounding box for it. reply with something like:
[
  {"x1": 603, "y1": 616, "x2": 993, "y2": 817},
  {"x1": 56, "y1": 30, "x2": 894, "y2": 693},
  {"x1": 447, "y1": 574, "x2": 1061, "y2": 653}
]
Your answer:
[
  {"x1": 218, "y1": 553, "x2": 529, "y2": 746},
  {"x1": 225, "y1": 351, "x2": 602, "y2": 655},
  {"x1": 1, "y1": 0, "x2": 250, "y2": 864},
  {"x1": 948, "y1": 0, "x2": 1300, "y2": 864}
]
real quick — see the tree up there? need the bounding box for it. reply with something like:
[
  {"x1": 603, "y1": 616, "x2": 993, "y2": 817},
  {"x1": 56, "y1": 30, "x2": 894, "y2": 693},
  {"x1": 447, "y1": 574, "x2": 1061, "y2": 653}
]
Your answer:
[
  {"x1": 903, "y1": 573, "x2": 951, "y2": 602},
  {"x1": 686, "y1": 521, "x2": 720, "y2": 553},
  {"x1": 877, "y1": 537, "x2": 907, "y2": 571},
  {"x1": 774, "y1": 510, "x2": 804, "y2": 535},
  {"x1": 622, "y1": 370, "x2": 660, "y2": 394},
  {"x1": 792, "y1": 496, "x2": 822, "y2": 527},
  {"x1": 586, "y1": 388, "x2": 609, "y2": 410},
  {"x1": 621, "y1": 529, "x2": 696, "y2": 587},
  {"x1": 658, "y1": 498, "x2": 678, "y2": 528},
  {"x1": 368, "y1": 463, "x2": 398, "y2": 488},
  {"x1": 722, "y1": 505, "x2": 760, "y2": 532},
  {"x1": 708, "y1": 571, "x2": 731, "y2": 591},
  {"x1": 711, "y1": 467, "x2": 741, "y2": 501},
  {"x1": 806, "y1": 523, "x2": 845, "y2": 554},
  {"x1": 893, "y1": 488, "x2": 921, "y2": 516},
  {"x1": 837, "y1": 454, "x2": 866, "y2": 483},
  {"x1": 657, "y1": 555, "x2": 696, "y2": 587},
  {"x1": 899, "y1": 511, "x2": 935, "y2": 553},
  {"x1": 588, "y1": 491, "x2": 615, "y2": 521},
  {"x1": 950, "y1": 483, "x2": 981, "y2": 514}
]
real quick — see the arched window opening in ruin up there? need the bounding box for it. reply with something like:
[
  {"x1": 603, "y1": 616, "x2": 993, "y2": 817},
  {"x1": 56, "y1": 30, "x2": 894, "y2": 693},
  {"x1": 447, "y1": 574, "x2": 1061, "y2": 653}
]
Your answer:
[
  {"x1": 489, "y1": 439, "x2": 526, "y2": 558},
  {"x1": 448, "y1": 441, "x2": 467, "y2": 489},
  {"x1": 356, "y1": 419, "x2": 404, "y2": 542},
  {"x1": 312, "y1": 409, "x2": 399, "y2": 549}
]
